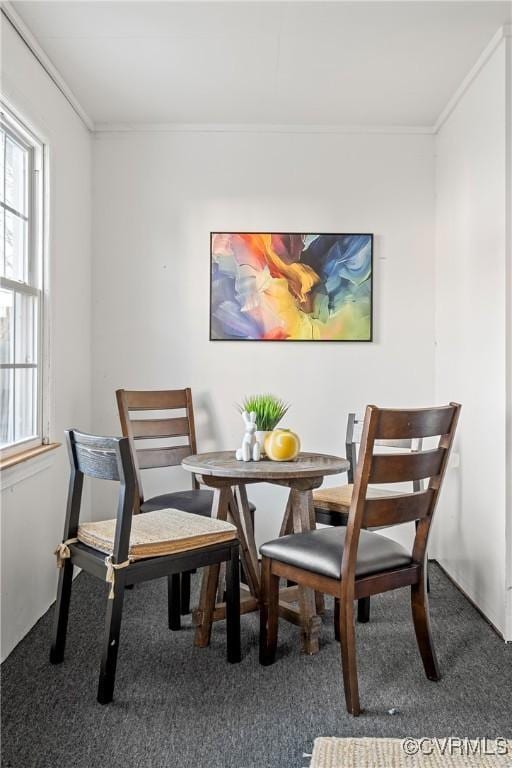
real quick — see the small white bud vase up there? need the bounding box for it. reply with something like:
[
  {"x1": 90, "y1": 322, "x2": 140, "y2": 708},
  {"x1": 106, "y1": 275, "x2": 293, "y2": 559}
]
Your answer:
[{"x1": 255, "y1": 430, "x2": 271, "y2": 457}]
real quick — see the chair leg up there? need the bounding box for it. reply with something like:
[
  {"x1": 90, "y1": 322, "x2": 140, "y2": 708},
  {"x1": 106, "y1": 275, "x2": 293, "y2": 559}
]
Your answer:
[
  {"x1": 338, "y1": 597, "x2": 361, "y2": 716},
  {"x1": 411, "y1": 571, "x2": 440, "y2": 681},
  {"x1": 259, "y1": 557, "x2": 280, "y2": 666},
  {"x1": 216, "y1": 562, "x2": 226, "y2": 603},
  {"x1": 97, "y1": 583, "x2": 126, "y2": 705},
  {"x1": 357, "y1": 597, "x2": 370, "y2": 623},
  {"x1": 50, "y1": 560, "x2": 74, "y2": 664},
  {"x1": 181, "y1": 571, "x2": 192, "y2": 615},
  {"x1": 168, "y1": 573, "x2": 181, "y2": 630},
  {"x1": 334, "y1": 598, "x2": 340, "y2": 641},
  {"x1": 225, "y1": 546, "x2": 241, "y2": 664}
]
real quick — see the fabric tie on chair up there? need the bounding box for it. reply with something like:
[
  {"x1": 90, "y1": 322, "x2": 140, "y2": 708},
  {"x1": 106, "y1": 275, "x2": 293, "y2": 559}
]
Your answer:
[
  {"x1": 53, "y1": 538, "x2": 78, "y2": 568},
  {"x1": 104, "y1": 555, "x2": 132, "y2": 599},
  {"x1": 53, "y1": 539, "x2": 131, "y2": 599}
]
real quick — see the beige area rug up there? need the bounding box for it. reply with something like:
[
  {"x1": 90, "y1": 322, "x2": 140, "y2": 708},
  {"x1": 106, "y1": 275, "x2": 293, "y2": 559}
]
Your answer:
[{"x1": 310, "y1": 738, "x2": 512, "y2": 767}]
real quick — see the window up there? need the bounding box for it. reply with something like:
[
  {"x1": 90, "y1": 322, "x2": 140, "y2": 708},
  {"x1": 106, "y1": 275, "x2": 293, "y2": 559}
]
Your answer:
[{"x1": 0, "y1": 106, "x2": 45, "y2": 458}]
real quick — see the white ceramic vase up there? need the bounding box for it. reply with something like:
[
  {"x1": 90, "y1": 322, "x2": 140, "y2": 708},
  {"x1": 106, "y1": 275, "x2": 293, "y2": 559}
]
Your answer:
[{"x1": 255, "y1": 430, "x2": 271, "y2": 456}]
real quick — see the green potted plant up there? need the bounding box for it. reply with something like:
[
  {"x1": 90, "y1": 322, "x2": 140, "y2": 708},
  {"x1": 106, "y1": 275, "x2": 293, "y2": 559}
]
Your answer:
[{"x1": 238, "y1": 394, "x2": 289, "y2": 456}]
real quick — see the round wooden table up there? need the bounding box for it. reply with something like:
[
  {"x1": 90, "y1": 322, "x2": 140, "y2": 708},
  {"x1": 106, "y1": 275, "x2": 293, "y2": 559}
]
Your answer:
[{"x1": 182, "y1": 451, "x2": 348, "y2": 654}]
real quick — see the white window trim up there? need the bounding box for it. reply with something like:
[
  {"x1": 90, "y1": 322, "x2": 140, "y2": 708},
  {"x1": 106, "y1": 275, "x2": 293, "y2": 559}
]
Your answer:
[
  {"x1": 0, "y1": 102, "x2": 48, "y2": 461},
  {"x1": 0, "y1": 448, "x2": 56, "y2": 490}
]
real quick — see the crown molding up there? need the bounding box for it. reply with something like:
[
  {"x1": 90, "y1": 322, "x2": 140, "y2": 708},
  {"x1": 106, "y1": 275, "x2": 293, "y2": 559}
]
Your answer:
[
  {"x1": 0, "y1": 1, "x2": 94, "y2": 131},
  {"x1": 434, "y1": 24, "x2": 511, "y2": 134},
  {"x1": 2, "y1": 4, "x2": 508, "y2": 139},
  {"x1": 94, "y1": 122, "x2": 435, "y2": 135}
]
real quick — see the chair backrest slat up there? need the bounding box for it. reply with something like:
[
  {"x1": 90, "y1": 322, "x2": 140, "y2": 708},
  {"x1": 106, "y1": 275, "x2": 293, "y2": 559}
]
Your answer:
[
  {"x1": 121, "y1": 389, "x2": 188, "y2": 410},
  {"x1": 72, "y1": 432, "x2": 120, "y2": 451},
  {"x1": 72, "y1": 431, "x2": 121, "y2": 481},
  {"x1": 136, "y1": 445, "x2": 192, "y2": 470},
  {"x1": 369, "y1": 448, "x2": 445, "y2": 485},
  {"x1": 116, "y1": 388, "x2": 199, "y2": 509},
  {"x1": 375, "y1": 406, "x2": 455, "y2": 441},
  {"x1": 75, "y1": 444, "x2": 121, "y2": 481},
  {"x1": 363, "y1": 488, "x2": 434, "y2": 528},
  {"x1": 130, "y1": 417, "x2": 190, "y2": 439},
  {"x1": 345, "y1": 412, "x2": 423, "y2": 487}
]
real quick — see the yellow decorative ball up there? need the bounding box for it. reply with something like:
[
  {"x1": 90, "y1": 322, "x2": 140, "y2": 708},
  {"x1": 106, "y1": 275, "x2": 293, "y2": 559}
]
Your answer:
[{"x1": 264, "y1": 429, "x2": 301, "y2": 462}]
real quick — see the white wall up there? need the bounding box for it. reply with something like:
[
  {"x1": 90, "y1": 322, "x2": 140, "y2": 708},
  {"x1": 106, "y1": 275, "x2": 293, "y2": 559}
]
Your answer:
[
  {"x1": 92, "y1": 129, "x2": 435, "y2": 547},
  {"x1": 0, "y1": 20, "x2": 92, "y2": 659},
  {"x1": 2, "y1": 13, "x2": 509, "y2": 660},
  {"x1": 432, "y1": 37, "x2": 511, "y2": 638}
]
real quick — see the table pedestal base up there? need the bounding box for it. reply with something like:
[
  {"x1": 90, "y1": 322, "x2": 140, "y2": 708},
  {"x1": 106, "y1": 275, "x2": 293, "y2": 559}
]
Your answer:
[{"x1": 192, "y1": 477, "x2": 326, "y2": 654}]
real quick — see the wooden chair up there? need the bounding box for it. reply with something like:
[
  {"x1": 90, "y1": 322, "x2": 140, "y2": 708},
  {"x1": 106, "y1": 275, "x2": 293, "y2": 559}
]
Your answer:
[
  {"x1": 313, "y1": 412, "x2": 423, "y2": 624},
  {"x1": 116, "y1": 388, "x2": 255, "y2": 622},
  {"x1": 50, "y1": 429, "x2": 241, "y2": 704},
  {"x1": 260, "y1": 403, "x2": 460, "y2": 716}
]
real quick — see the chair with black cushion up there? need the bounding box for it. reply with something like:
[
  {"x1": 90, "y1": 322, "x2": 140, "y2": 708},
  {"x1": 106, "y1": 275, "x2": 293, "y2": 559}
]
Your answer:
[
  {"x1": 313, "y1": 412, "x2": 424, "y2": 624},
  {"x1": 50, "y1": 429, "x2": 241, "y2": 705},
  {"x1": 116, "y1": 388, "x2": 255, "y2": 621},
  {"x1": 260, "y1": 403, "x2": 460, "y2": 716}
]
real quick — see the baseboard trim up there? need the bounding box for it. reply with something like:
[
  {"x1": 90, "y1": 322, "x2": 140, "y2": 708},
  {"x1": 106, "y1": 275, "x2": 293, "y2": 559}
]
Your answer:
[
  {"x1": 431, "y1": 559, "x2": 507, "y2": 642},
  {"x1": 0, "y1": 567, "x2": 82, "y2": 663}
]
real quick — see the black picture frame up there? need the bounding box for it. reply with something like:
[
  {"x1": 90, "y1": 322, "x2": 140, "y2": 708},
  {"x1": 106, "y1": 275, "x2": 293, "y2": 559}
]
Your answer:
[{"x1": 209, "y1": 232, "x2": 373, "y2": 342}]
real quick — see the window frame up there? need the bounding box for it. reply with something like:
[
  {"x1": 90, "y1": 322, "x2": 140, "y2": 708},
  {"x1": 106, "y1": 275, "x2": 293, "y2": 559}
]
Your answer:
[{"x1": 0, "y1": 104, "x2": 46, "y2": 460}]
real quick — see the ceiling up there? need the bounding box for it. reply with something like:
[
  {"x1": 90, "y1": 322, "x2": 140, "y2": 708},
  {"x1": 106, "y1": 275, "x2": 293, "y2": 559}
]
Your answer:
[{"x1": 10, "y1": 1, "x2": 512, "y2": 128}]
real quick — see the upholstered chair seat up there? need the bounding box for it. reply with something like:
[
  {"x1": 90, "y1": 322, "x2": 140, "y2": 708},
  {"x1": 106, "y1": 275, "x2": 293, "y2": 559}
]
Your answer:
[
  {"x1": 140, "y1": 490, "x2": 255, "y2": 517},
  {"x1": 77, "y1": 508, "x2": 237, "y2": 559},
  {"x1": 260, "y1": 527, "x2": 412, "y2": 582},
  {"x1": 313, "y1": 483, "x2": 398, "y2": 513}
]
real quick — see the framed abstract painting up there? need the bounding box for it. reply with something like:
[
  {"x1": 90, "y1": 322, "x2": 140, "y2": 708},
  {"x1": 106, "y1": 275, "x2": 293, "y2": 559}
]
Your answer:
[{"x1": 210, "y1": 232, "x2": 373, "y2": 341}]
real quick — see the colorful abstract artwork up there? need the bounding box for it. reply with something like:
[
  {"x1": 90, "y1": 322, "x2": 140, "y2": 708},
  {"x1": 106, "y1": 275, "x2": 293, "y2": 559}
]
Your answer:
[{"x1": 210, "y1": 233, "x2": 373, "y2": 341}]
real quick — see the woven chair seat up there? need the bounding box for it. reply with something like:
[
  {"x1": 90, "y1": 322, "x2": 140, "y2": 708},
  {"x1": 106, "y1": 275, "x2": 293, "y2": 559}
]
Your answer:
[
  {"x1": 77, "y1": 508, "x2": 237, "y2": 560},
  {"x1": 313, "y1": 483, "x2": 399, "y2": 512}
]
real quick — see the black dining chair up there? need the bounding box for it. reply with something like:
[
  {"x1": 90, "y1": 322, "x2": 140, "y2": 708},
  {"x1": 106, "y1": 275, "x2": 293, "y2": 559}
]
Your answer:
[{"x1": 50, "y1": 429, "x2": 241, "y2": 704}]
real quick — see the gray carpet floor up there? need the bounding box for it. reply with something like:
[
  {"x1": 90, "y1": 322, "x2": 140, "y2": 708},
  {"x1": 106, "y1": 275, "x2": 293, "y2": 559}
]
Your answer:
[{"x1": 2, "y1": 563, "x2": 511, "y2": 768}]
